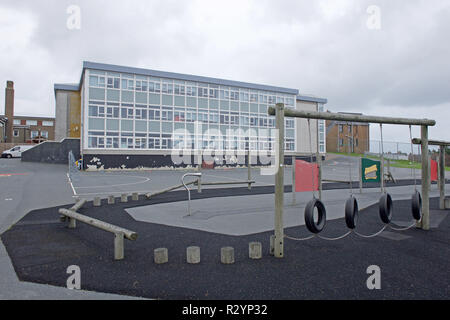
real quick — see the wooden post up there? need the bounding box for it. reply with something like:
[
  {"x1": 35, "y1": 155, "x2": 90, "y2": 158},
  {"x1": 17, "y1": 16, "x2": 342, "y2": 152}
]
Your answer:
[
  {"x1": 274, "y1": 103, "x2": 285, "y2": 258},
  {"x1": 114, "y1": 232, "x2": 124, "y2": 260},
  {"x1": 318, "y1": 154, "x2": 322, "y2": 200},
  {"x1": 420, "y1": 125, "x2": 430, "y2": 230},
  {"x1": 439, "y1": 146, "x2": 445, "y2": 209},
  {"x1": 248, "y1": 149, "x2": 252, "y2": 190},
  {"x1": 292, "y1": 155, "x2": 296, "y2": 205},
  {"x1": 197, "y1": 150, "x2": 202, "y2": 193},
  {"x1": 359, "y1": 157, "x2": 363, "y2": 193},
  {"x1": 380, "y1": 151, "x2": 385, "y2": 193}
]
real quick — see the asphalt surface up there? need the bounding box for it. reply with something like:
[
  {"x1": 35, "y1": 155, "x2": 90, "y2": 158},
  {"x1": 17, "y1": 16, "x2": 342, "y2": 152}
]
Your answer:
[
  {"x1": 2, "y1": 189, "x2": 449, "y2": 299},
  {"x1": 0, "y1": 156, "x2": 448, "y2": 300}
]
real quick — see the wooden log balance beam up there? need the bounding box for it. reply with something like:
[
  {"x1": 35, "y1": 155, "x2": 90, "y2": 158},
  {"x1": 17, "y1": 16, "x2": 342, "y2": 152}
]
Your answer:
[
  {"x1": 145, "y1": 180, "x2": 197, "y2": 199},
  {"x1": 58, "y1": 208, "x2": 138, "y2": 260},
  {"x1": 194, "y1": 180, "x2": 255, "y2": 186}
]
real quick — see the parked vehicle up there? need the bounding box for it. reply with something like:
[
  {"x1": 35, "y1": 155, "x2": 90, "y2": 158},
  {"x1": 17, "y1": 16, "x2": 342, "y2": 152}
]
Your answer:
[{"x1": 1, "y1": 145, "x2": 34, "y2": 158}]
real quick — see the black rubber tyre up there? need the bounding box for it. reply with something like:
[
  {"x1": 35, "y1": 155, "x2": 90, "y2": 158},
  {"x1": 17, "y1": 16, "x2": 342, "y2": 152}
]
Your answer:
[
  {"x1": 345, "y1": 196, "x2": 359, "y2": 229},
  {"x1": 379, "y1": 193, "x2": 393, "y2": 224},
  {"x1": 6, "y1": 154, "x2": 12, "y2": 158},
  {"x1": 411, "y1": 190, "x2": 422, "y2": 221},
  {"x1": 304, "y1": 198, "x2": 327, "y2": 234}
]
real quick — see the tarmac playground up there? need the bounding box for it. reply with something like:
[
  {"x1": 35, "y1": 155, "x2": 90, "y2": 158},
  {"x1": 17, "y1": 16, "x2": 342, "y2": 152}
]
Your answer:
[{"x1": 0, "y1": 157, "x2": 449, "y2": 299}]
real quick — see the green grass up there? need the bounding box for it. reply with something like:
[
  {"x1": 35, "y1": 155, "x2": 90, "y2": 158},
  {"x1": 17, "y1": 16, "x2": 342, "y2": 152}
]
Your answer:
[{"x1": 329, "y1": 152, "x2": 450, "y2": 171}]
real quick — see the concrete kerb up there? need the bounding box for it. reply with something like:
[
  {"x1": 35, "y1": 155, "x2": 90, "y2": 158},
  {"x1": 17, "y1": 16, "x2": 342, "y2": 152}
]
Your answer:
[
  {"x1": 186, "y1": 246, "x2": 201, "y2": 264},
  {"x1": 154, "y1": 248, "x2": 168, "y2": 264},
  {"x1": 221, "y1": 247, "x2": 235, "y2": 264}
]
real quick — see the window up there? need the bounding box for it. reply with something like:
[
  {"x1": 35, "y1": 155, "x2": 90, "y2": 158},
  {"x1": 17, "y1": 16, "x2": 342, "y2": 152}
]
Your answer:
[
  {"x1": 174, "y1": 110, "x2": 185, "y2": 122},
  {"x1": 174, "y1": 83, "x2": 185, "y2": 95},
  {"x1": 135, "y1": 80, "x2": 148, "y2": 92},
  {"x1": 13, "y1": 129, "x2": 19, "y2": 137},
  {"x1": 239, "y1": 91, "x2": 249, "y2": 102},
  {"x1": 220, "y1": 89, "x2": 229, "y2": 100},
  {"x1": 186, "y1": 110, "x2": 197, "y2": 122},
  {"x1": 121, "y1": 79, "x2": 134, "y2": 90},
  {"x1": 198, "y1": 86, "x2": 209, "y2": 97},
  {"x1": 149, "y1": 80, "x2": 161, "y2": 93},
  {"x1": 89, "y1": 105, "x2": 105, "y2": 117},
  {"x1": 89, "y1": 75, "x2": 105, "y2": 87},
  {"x1": 121, "y1": 107, "x2": 134, "y2": 119},
  {"x1": 31, "y1": 131, "x2": 39, "y2": 138},
  {"x1": 26, "y1": 120, "x2": 37, "y2": 126},
  {"x1": 259, "y1": 94, "x2": 268, "y2": 104},
  {"x1": 149, "y1": 107, "x2": 161, "y2": 120},
  {"x1": 339, "y1": 125, "x2": 343, "y2": 133},
  {"x1": 230, "y1": 89, "x2": 239, "y2": 100},
  {"x1": 250, "y1": 92, "x2": 258, "y2": 103},
  {"x1": 107, "y1": 76, "x2": 120, "y2": 89},
  {"x1": 135, "y1": 108, "x2": 147, "y2": 120},
  {"x1": 161, "y1": 108, "x2": 173, "y2": 121},
  {"x1": 186, "y1": 85, "x2": 196, "y2": 96},
  {"x1": 286, "y1": 119, "x2": 295, "y2": 128},
  {"x1": 106, "y1": 137, "x2": 119, "y2": 148},
  {"x1": 209, "y1": 86, "x2": 218, "y2": 99},
  {"x1": 121, "y1": 137, "x2": 134, "y2": 149},
  {"x1": 13, "y1": 119, "x2": 21, "y2": 125},
  {"x1": 41, "y1": 131, "x2": 48, "y2": 139},
  {"x1": 42, "y1": 121, "x2": 54, "y2": 126},
  {"x1": 106, "y1": 106, "x2": 119, "y2": 118},
  {"x1": 162, "y1": 82, "x2": 173, "y2": 94}
]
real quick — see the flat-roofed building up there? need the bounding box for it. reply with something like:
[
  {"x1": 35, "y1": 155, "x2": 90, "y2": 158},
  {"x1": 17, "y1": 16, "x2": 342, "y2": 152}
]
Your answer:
[{"x1": 55, "y1": 61, "x2": 327, "y2": 169}]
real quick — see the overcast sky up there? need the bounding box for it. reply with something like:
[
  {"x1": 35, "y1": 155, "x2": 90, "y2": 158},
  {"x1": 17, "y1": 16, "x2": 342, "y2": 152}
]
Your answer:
[{"x1": 1, "y1": 0, "x2": 449, "y2": 143}]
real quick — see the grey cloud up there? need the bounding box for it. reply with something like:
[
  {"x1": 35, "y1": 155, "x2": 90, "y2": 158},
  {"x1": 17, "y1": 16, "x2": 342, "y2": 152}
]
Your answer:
[{"x1": 0, "y1": 0, "x2": 449, "y2": 141}]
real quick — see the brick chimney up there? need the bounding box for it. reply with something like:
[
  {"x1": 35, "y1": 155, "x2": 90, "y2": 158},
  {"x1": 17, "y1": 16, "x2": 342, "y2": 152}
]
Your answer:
[{"x1": 4, "y1": 81, "x2": 14, "y2": 142}]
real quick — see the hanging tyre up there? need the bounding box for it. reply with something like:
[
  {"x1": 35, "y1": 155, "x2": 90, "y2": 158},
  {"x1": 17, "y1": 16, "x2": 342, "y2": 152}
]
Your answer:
[
  {"x1": 345, "y1": 196, "x2": 359, "y2": 229},
  {"x1": 379, "y1": 193, "x2": 393, "y2": 224},
  {"x1": 411, "y1": 190, "x2": 422, "y2": 221},
  {"x1": 304, "y1": 198, "x2": 327, "y2": 234}
]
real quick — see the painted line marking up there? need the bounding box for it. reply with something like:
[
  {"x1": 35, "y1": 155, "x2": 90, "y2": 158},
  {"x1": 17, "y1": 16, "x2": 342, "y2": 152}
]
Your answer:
[
  {"x1": 73, "y1": 176, "x2": 151, "y2": 189},
  {"x1": 0, "y1": 173, "x2": 29, "y2": 177},
  {"x1": 67, "y1": 172, "x2": 77, "y2": 196}
]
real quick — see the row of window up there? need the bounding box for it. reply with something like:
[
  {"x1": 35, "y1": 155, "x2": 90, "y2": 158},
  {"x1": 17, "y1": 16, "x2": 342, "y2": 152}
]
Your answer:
[
  {"x1": 88, "y1": 105, "x2": 295, "y2": 127},
  {"x1": 87, "y1": 135, "x2": 295, "y2": 151},
  {"x1": 13, "y1": 129, "x2": 49, "y2": 138},
  {"x1": 89, "y1": 73, "x2": 296, "y2": 105},
  {"x1": 12, "y1": 119, "x2": 54, "y2": 126}
]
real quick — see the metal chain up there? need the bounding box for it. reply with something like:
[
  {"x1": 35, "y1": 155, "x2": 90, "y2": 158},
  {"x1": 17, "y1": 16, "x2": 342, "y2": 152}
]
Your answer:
[
  {"x1": 284, "y1": 234, "x2": 316, "y2": 241},
  {"x1": 388, "y1": 222, "x2": 416, "y2": 231},
  {"x1": 409, "y1": 125, "x2": 417, "y2": 191},
  {"x1": 318, "y1": 231, "x2": 353, "y2": 241},
  {"x1": 379, "y1": 123, "x2": 386, "y2": 193},
  {"x1": 348, "y1": 122, "x2": 353, "y2": 195},
  {"x1": 307, "y1": 119, "x2": 316, "y2": 199},
  {"x1": 354, "y1": 225, "x2": 387, "y2": 238}
]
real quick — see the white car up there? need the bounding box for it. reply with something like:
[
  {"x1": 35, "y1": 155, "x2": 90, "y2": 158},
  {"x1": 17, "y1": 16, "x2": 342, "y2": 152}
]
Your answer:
[{"x1": 1, "y1": 145, "x2": 33, "y2": 158}]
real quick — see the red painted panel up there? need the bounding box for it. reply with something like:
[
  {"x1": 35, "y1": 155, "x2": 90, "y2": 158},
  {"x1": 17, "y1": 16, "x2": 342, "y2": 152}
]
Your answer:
[
  {"x1": 295, "y1": 159, "x2": 319, "y2": 192},
  {"x1": 430, "y1": 159, "x2": 438, "y2": 181}
]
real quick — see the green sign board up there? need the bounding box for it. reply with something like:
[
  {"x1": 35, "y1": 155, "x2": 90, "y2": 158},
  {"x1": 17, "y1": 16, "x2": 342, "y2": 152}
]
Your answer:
[{"x1": 361, "y1": 158, "x2": 381, "y2": 183}]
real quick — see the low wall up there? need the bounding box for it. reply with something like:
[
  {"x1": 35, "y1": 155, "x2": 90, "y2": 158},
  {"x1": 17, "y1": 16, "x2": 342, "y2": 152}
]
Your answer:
[
  {"x1": 21, "y1": 138, "x2": 80, "y2": 164},
  {"x1": 82, "y1": 153, "x2": 324, "y2": 170}
]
